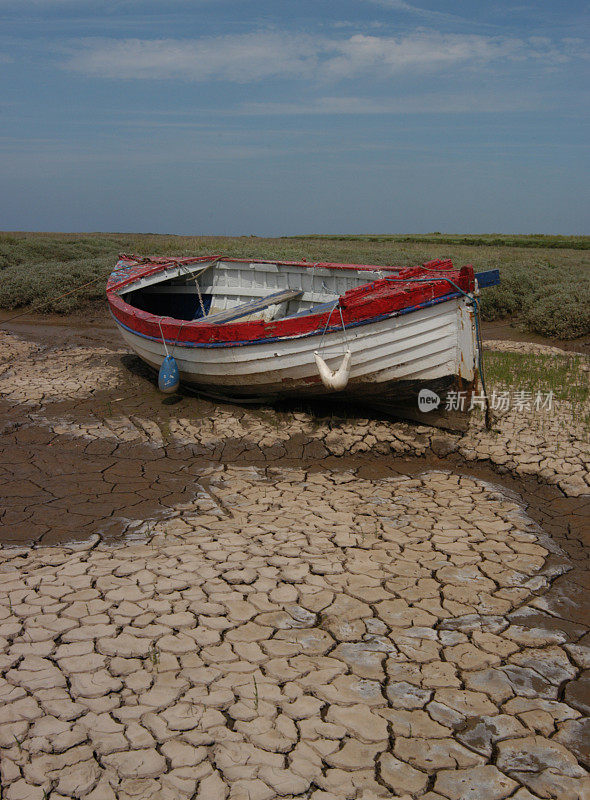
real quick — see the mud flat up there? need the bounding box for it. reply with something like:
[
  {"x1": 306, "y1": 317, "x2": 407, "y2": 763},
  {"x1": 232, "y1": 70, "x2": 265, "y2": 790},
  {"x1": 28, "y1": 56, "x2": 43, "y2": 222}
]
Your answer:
[{"x1": 0, "y1": 322, "x2": 589, "y2": 800}]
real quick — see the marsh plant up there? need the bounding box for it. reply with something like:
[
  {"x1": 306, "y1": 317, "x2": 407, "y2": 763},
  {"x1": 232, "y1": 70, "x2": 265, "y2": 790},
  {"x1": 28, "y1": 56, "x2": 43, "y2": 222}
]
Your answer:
[{"x1": 1, "y1": 231, "x2": 588, "y2": 339}]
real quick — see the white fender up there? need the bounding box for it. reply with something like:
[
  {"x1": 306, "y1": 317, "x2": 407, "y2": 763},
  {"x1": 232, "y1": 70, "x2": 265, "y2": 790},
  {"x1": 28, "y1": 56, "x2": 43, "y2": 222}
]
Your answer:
[{"x1": 314, "y1": 348, "x2": 352, "y2": 391}]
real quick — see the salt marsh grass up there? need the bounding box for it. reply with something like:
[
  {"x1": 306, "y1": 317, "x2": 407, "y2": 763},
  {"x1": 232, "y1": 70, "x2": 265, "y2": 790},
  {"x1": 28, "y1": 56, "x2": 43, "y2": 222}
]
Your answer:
[
  {"x1": 484, "y1": 350, "x2": 589, "y2": 405},
  {"x1": 0, "y1": 231, "x2": 588, "y2": 338}
]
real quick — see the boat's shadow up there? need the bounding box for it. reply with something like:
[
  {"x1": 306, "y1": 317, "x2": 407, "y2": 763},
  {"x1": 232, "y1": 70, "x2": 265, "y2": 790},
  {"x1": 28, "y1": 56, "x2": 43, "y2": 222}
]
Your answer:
[
  {"x1": 119, "y1": 353, "x2": 442, "y2": 429},
  {"x1": 119, "y1": 352, "x2": 391, "y2": 420},
  {"x1": 120, "y1": 353, "x2": 154, "y2": 381}
]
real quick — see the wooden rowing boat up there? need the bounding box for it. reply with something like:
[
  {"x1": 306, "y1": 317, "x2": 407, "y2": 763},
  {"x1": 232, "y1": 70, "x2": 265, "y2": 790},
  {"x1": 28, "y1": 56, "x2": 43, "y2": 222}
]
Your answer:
[{"x1": 106, "y1": 254, "x2": 499, "y2": 429}]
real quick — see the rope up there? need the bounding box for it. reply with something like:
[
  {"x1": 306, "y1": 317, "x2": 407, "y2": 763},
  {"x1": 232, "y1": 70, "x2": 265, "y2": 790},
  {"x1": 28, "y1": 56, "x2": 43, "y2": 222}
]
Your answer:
[
  {"x1": 195, "y1": 281, "x2": 206, "y2": 319},
  {"x1": 0, "y1": 253, "x2": 223, "y2": 329},
  {"x1": 316, "y1": 300, "x2": 349, "y2": 370},
  {"x1": 157, "y1": 318, "x2": 170, "y2": 357},
  {"x1": 381, "y1": 274, "x2": 491, "y2": 427},
  {"x1": 178, "y1": 262, "x2": 207, "y2": 320},
  {"x1": 472, "y1": 296, "x2": 492, "y2": 429},
  {"x1": 0, "y1": 272, "x2": 111, "y2": 326},
  {"x1": 317, "y1": 272, "x2": 491, "y2": 427},
  {"x1": 171, "y1": 318, "x2": 188, "y2": 356},
  {"x1": 338, "y1": 304, "x2": 349, "y2": 349},
  {"x1": 317, "y1": 303, "x2": 339, "y2": 355},
  {"x1": 155, "y1": 256, "x2": 229, "y2": 357}
]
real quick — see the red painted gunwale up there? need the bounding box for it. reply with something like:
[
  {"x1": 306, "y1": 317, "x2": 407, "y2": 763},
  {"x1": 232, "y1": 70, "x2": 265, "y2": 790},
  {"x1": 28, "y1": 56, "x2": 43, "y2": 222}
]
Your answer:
[{"x1": 106, "y1": 255, "x2": 475, "y2": 345}]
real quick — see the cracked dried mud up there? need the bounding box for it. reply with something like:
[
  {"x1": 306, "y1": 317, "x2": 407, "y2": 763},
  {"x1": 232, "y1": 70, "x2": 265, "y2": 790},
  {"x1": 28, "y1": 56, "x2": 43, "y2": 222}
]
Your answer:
[{"x1": 0, "y1": 319, "x2": 589, "y2": 800}]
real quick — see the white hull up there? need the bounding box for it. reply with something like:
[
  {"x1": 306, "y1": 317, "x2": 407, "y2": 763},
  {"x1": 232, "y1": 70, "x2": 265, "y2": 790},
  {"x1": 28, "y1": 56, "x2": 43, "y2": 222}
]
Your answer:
[{"x1": 115, "y1": 297, "x2": 476, "y2": 402}]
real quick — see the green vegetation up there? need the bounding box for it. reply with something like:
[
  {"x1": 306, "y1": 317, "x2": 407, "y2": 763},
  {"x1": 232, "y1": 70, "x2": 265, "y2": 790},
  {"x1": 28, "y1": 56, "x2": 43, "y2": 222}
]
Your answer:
[
  {"x1": 477, "y1": 261, "x2": 590, "y2": 340},
  {"x1": 484, "y1": 350, "x2": 589, "y2": 405},
  {"x1": 299, "y1": 233, "x2": 590, "y2": 250},
  {"x1": 484, "y1": 349, "x2": 589, "y2": 432},
  {"x1": 0, "y1": 231, "x2": 589, "y2": 338}
]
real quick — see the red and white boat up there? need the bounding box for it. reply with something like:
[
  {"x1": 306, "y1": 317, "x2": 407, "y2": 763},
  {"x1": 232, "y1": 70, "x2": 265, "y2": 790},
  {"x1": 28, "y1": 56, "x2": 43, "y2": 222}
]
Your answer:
[{"x1": 106, "y1": 254, "x2": 498, "y2": 426}]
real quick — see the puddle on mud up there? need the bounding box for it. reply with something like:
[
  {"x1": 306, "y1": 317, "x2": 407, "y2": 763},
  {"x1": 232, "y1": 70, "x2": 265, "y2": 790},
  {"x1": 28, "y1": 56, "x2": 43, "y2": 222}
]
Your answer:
[{"x1": 1, "y1": 401, "x2": 208, "y2": 545}]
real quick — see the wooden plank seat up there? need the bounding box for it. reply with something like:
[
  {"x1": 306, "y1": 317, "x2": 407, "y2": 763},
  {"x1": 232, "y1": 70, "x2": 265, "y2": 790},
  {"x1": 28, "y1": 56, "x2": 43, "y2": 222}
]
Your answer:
[
  {"x1": 203, "y1": 289, "x2": 303, "y2": 324},
  {"x1": 284, "y1": 300, "x2": 338, "y2": 319}
]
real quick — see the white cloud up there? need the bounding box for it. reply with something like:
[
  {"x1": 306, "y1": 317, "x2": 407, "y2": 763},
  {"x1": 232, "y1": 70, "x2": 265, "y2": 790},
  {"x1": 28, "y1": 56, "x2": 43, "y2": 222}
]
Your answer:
[
  {"x1": 237, "y1": 92, "x2": 549, "y2": 116},
  {"x1": 62, "y1": 30, "x2": 580, "y2": 83},
  {"x1": 360, "y1": 0, "x2": 475, "y2": 25},
  {"x1": 322, "y1": 32, "x2": 521, "y2": 79},
  {"x1": 364, "y1": 0, "x2": 442, "y2": 15},
  {"x1": 63, "y1": 32, "x2": 320, "y2": 82}
]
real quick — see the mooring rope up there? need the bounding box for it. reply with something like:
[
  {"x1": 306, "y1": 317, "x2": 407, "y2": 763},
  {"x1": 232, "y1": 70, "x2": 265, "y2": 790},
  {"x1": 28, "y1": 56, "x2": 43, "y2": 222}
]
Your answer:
[
  {"x1": 157, "y1": 318, "x2": 170, "y2": 357},
  {"x1": 0, "y1": 272, "x2": 112, "y2": 326},
  {"x1": 338, "y1": 304, "x2": 349, "y2": 349},
  {"x1": 382, "y1": 274, "x2": 491, "y2": 428},
  {"x1": 317, "y1": 272, "x2": 491, "y2": 428},
  {"x1": 0, "y1": 254, "x2": 225, "y2": 327},
  {"x1": 178, "y1": 262, "x2": 207, "y2": 320},
  {"x1": 0, "y1": 258, "x2": 490, "y2": 426},
  {"x1": 316, "y1": 302, "x2": 341, "y2": 355}
]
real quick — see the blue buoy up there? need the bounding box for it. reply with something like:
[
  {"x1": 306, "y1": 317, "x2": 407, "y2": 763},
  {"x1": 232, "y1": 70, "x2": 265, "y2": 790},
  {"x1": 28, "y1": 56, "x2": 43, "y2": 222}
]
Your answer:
[{"x1": 158, "y1": 355, "x2": 180, "y2": 394}]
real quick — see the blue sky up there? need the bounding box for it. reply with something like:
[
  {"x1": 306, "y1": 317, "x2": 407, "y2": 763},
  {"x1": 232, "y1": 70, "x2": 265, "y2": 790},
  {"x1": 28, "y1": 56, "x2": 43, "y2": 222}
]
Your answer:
[{"x1": 0, "y1": 0, "x2": 588, "y2": 235}]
